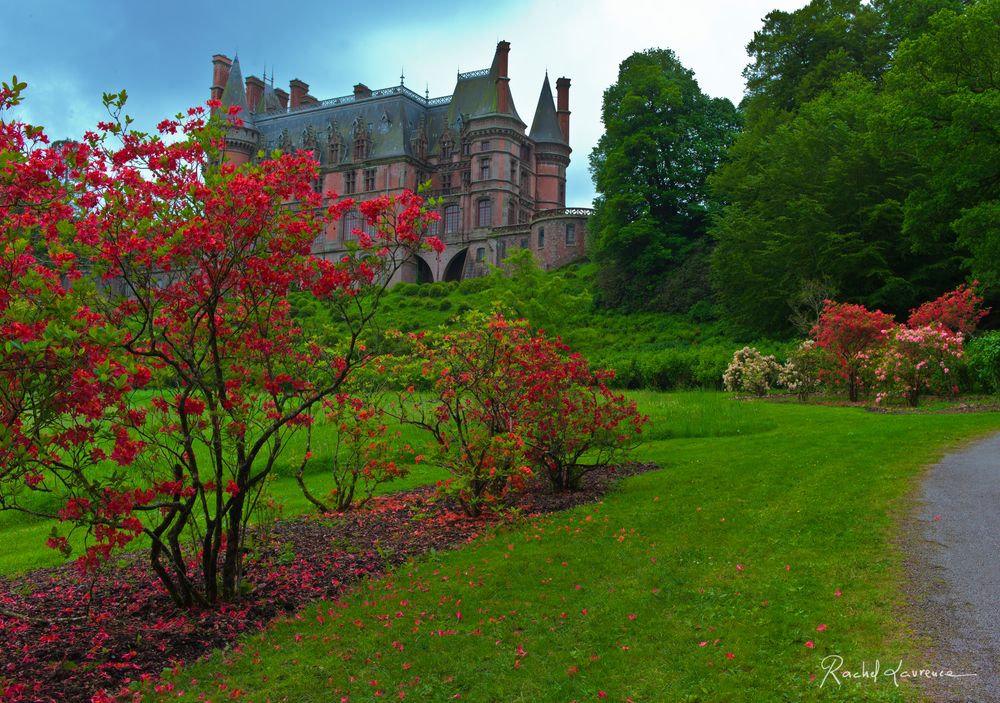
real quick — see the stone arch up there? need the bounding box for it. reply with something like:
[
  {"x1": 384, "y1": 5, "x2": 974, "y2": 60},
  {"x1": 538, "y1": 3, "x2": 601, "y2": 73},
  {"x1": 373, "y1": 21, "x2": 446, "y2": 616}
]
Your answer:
[
  {"x1": 415, "y1": 255, "x2": 434, "y2": 284},
  {"x1": 442, "y1": 248, "x2": 468, "y2": 282}
]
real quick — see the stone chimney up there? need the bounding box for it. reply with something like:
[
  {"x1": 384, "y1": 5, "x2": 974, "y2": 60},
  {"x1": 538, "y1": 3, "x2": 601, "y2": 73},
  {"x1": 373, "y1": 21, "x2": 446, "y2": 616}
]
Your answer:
[
  {"x1": 245, "y1": 76, "x2": 264, "y2": 113},
  {"x1": 495, "y1": 40, "x2": 511, "y2": 78},
  {"x1": 353, "y1": 83, "x2": 372, "y2": 100},
  {"x1": 274, "y1": 88, "x2": 289, "y2": 111},
  {"x1": 289, "y1": 79, "x2": 309, "y2": 109},
  {"x1": 495, "y1": 41, "x2": 512, "y2": 114},
  {"x1": 556, "y1": 77, "x2": 571, "y2": 143},
  {"x1": 211, "y1": 54, "x2": 232, "y2": 102}
]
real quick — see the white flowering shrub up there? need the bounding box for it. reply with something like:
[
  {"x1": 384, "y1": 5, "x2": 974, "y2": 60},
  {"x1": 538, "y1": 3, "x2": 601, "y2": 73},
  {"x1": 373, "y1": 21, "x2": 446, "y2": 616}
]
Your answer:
[
  {"x1": 722, "y1": 347, "x2": 780, "y2": 396},
  {"x1": 778, "y1": 340, "x2": 823, "y2": 400}
]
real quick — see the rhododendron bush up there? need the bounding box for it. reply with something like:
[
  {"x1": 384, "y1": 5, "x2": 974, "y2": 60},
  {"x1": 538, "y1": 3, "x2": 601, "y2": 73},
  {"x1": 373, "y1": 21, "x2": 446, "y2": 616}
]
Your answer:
[
  {"x1": 867, "y1": 325, "x2": 963, "y2": 406},
  {"x1": 808, "y1": 286, "x2": 987, "y2": 404},
  {"x1": 722, "y1": 347, "x2": 779, "y2": 396},
  {"x1": 394, "y1": 312, "x2": 645, "y2": 515},
  {"x1": 0, "y1": 81, "x2": 442, "y2": 606}
]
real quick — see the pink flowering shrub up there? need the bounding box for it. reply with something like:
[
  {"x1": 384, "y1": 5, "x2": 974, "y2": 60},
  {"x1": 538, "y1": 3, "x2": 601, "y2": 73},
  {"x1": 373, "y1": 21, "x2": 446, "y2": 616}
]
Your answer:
[{"x1": 867, "y1": 325, "x2": 964, "y2": 406}]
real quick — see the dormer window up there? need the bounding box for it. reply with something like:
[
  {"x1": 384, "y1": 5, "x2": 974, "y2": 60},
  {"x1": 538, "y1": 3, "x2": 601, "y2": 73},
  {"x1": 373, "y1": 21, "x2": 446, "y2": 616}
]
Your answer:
[{"x1": 353, "y1": 135, "x2": 370, "y2": 160}]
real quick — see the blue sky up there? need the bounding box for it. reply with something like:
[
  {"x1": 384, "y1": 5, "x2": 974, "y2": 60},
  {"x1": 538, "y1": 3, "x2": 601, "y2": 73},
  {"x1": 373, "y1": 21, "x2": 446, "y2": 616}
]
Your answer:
[{"x1": 4, "y1": 0, "x2": 805, "y2": 207}]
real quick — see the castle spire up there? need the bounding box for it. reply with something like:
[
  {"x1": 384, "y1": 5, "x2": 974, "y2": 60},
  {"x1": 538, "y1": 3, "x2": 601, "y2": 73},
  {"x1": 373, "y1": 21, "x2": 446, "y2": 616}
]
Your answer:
[
  {"x1": 529, "y1": 74, "x2": 566, "y2": 145},
  {"x1": 220, "y1": 55, "x2": 250, "y2": 115}
]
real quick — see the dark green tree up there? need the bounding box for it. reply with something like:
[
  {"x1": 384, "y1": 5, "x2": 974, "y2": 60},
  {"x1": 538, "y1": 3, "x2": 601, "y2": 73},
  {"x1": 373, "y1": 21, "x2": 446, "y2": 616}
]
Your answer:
[
  {"x1": 711, "y1": 77, "x2": 936, "y2": 334},
  {"x1": 882, "y1": 0, "x2": 1000, "y2": 289},
  {"x1": 589, "y1": 49, "x2": 739, "y2": 310},
  {"x1": 710, "y1": 0, "x2": 978, "y2": 335},
  {"x1": 743, "y1": 0, "x2": 891, "y2": 119}
]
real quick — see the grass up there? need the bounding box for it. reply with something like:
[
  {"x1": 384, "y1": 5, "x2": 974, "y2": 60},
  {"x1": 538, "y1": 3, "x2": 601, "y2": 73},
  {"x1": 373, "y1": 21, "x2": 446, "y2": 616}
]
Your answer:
[
  {"x1": 0, "y1": 403, "x2": 448, "y2": 575},
  {"x1": 293, "y1": 256, "x2": 792, "y2": 391},
  {"x1": 129, "y1": 392, "x2": 999, "y2": 702}
]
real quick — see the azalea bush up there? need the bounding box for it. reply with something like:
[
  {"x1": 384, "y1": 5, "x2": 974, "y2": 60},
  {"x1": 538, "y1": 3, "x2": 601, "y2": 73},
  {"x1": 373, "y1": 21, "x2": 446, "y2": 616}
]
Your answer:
[
  {"x1": 722, "y1": 347, "x2": 780, "y2": 396},
  {"x1": 0, "y1": 81, "x2": 442, "y2": 606},
  {"x1": 393, "y1": 312, "x2": 532, "y2": 517},
  {"x1": 907, "y1": 282, "x2": 988, "y2": 334},
  {"x1": 811, "y1": 302, "x2": 896, "y2": 402},
  {"x1": 513, "y1": 330, "x2": 646, "y2": 491},
  {"x1": 296, "y1": 392, "x2": 407, "y2": 513},
  {"x1": 394, "y1": 311, "x2": 646, "y2": 514}
]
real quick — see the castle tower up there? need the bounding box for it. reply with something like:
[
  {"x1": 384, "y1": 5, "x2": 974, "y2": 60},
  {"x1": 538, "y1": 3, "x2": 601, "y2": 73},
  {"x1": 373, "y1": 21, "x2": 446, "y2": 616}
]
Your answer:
[{"x1": 529, "y1": 74, "x2": 571, "y2": 210}]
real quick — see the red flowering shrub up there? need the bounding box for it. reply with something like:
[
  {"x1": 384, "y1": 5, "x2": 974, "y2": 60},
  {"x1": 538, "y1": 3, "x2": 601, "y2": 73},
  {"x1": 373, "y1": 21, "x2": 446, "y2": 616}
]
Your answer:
[
  {"x1": 394, "y1": 311, "x2": 646, "y2": 512},
  {"x1": 514, "y1": 334, "x2": 646, "y2": 490},
  {"x1": 908, "y1": 282, "x2": 988, "y2": 334},
  {"x1": 811, "y1": 301, "x2": 896, "y2": 401},
  {"x1": 296, "y1": 392, "x2": 407, "y2": 512},
  {"x1": 394, "y1": 312, "x2": 530, "y2": 517},
  {"x1": 0, "y1": 81, "x2": 441, "y2": 606}
]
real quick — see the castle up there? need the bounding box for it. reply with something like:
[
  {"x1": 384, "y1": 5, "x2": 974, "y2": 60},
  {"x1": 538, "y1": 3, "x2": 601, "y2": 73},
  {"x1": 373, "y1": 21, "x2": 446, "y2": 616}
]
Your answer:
[{"x1": 210, "y1": 41, "x2": 590, "y2": 283}]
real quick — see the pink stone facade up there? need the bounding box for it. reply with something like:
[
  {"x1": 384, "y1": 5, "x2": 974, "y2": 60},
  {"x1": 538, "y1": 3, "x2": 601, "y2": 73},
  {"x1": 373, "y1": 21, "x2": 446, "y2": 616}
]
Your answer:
[{"x1": 213, "y1": 42, "x2": 590, "y2": 284}]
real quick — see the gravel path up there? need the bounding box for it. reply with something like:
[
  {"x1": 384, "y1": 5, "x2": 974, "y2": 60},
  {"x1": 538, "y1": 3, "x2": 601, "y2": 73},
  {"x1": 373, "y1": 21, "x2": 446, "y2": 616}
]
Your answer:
[{"x1": 907, "y1": 431, "x2": 1000, "y2": 702}]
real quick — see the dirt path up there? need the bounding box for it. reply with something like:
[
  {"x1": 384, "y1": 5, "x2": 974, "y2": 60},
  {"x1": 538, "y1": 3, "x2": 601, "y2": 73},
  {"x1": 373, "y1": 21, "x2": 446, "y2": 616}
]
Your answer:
[{"x1": 906, "y1": 431, "x2": 1000, "y2": 702}]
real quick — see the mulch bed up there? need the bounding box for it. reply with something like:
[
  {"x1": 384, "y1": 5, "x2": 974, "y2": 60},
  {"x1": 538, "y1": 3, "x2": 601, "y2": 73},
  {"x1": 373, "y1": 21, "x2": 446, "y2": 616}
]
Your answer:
[{"x1": 0, "y1": 462, "x2": 659, "y2": 703}]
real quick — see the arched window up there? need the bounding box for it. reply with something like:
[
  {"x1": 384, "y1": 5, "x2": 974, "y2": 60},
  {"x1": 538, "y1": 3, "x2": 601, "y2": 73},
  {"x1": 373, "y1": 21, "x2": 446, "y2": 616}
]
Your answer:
[{"x1": 477, "y1": 198, "x2": 492, "y2": 228}]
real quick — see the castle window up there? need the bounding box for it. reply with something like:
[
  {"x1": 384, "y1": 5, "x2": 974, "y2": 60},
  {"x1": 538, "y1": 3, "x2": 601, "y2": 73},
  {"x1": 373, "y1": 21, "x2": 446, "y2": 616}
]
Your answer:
[
  {"x1": 476, "y1": 247, "x2": 486, "y2": 262},
  {"x1": 566, "y1": 223, "x2": 576, "y2": 245},
  {"x1": 364, "y1": 168, "x2": 377, "y2": 191},
  {"x1": 479, "y1": 158, "x2": 491, "y2": 181},
  {"x1": 477, "y1": 198, "x2": 492, "y2": 228},
  {"x1": 521, "y1": 237, "x2": 529, "y2": 248},
  {"x1": 559, "y1": 181, "x2": 566, "y2": 204},
  {"x1": 329, "y1": 142, "x2": 343, "y2": 163},
  {"x1": 444, "y1": 205, "x2": 459, "y2": 234},
  {"x1": 481, "y1": 140, "x2": 490, "y2": 152},
  {"x1": 462, "y1": 142, "x2": 471, "y2": 156},
  {"x1": 441, "y1": 141, "x2": 452, "y2": 159},
  {"x1": 520, "y1": 169, "x2": 529, "y2": 191},
  {"x1": 538, "y1": 227, "x2": 545, "y2": 249},
  {"x1": 520, "y1": 144, "x2": 531, "y2": 160},
  {"x1": 312, "y1": 175, "x2": 323, "y2": 194},
  {"x1": 343, "y1": 170, "x2": 357, "y2": 195},
  {"x1": 462, "y1": 170, "x2": 471, "y2": 189},
  {"x1": 442, "y1": 172, "x2": 452, "y2": 191},
  {"x1": 518, "y1": 210, "x2": 528, "y2": 225},
  {"x1": 342, "y1": 209, "x2": 363, "y2": 240},
  {"x1": 353, "y1": 135, "x2": 370, "y2": 160}
]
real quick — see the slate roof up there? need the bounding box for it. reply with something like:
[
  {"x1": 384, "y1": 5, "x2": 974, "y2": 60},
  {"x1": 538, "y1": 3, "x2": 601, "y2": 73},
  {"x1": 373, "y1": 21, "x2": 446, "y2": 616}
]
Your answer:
[
  {"x1": 528, "y1": 74, "x2": 566, "y2": 145},
  {"x1": 243, "y1": 47, "x2": 553, "y2": 163},
  {"x1": 220, "y1": 56, "x2": 249, "y2": 114}
]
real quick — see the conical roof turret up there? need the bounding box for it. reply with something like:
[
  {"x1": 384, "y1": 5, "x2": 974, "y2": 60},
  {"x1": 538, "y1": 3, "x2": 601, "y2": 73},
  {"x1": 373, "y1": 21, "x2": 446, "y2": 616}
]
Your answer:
[{"x1": 529, "y1": 74, "x2": 567, "y2": 145}]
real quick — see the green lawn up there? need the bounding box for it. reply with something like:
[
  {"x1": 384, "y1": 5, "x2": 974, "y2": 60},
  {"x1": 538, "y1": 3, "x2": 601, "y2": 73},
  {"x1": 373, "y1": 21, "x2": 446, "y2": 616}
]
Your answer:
[
  {"x1": 0, "y1": 405, "x2": 446, "y2": 575},
  {"x1": 129, "y1": 392, "x2": 998, "y2": 702}
]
